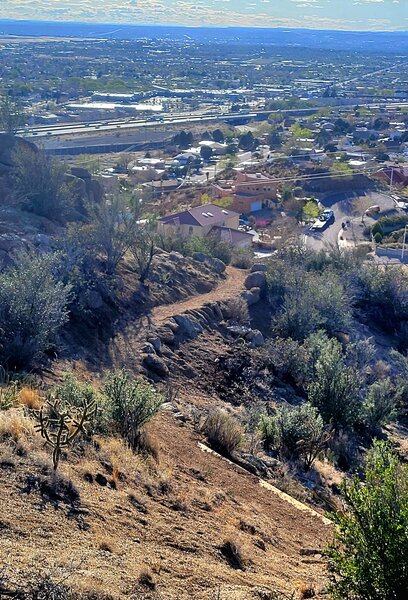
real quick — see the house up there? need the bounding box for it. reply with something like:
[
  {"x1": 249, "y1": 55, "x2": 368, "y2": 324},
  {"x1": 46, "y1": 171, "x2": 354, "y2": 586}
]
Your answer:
[
  {"x1": 211, "y1": 171, "x2": 278, "y2": 214},
  {"x1": 158, "y1": 203, "x2": 252, "y2": 248}
]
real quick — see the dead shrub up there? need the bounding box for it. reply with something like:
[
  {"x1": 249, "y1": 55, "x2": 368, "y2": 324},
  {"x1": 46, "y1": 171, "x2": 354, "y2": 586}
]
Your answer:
[
  {"x1": 134, "y1": 427, "x2": 159, "y2": 462},
  {"x1": 220, "y1": 538, "x2": 247, "y2": 570},
  {"x1": 98, "y1": 539, "x2": 114, "y2": 553},
  {"x1": 297, "y1": 582, "x2": 316, "y2": 599},
  {"x1": 224, "y1": 296, "x2": 249, "y2": 324},
  {"x1": 19, "y1": 387, "x2": 43, "y2": 410},
  {"x1": 138, "y1": 567, "x2": 156, "y2": 590},
  {"x1": 203, "y1": 409, "x2": 243, "y2": 457}
]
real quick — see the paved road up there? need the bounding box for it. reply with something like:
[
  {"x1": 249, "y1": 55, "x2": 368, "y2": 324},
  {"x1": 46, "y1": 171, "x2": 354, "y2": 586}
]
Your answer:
[{"x1": 304, "y1": 190, "x2": 396, "y2": 251}]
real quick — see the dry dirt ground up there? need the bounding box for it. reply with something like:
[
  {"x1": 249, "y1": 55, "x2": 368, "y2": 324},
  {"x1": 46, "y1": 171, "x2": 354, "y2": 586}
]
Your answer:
[
  {"x1": 0, "y1": 411, "x2": 332, "y2": 600},
  {"x1": 0, "y1": 264, "x2": 334, "y2": 599}
]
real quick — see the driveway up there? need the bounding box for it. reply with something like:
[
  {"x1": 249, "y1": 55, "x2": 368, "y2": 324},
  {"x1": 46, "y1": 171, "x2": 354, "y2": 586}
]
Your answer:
[{"x1": 304, "y1": 190, "x2": 396, "y2": 251}]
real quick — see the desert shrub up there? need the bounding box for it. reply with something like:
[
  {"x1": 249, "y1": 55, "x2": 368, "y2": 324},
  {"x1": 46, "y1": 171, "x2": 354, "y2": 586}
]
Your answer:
[
  {"x1": 259, "y1": 403, "x2": 326, "y2": 469},
  {"x1": 307, "y1": 335, "x2": 363, "y2": 428},
  {"x1": 104, "y1": 369, "x2": 163, "y2": 451},
  {"x1": 355, "y1": 264, "x2": 408, "y2": 332},
  {"x1": 326, "y1": 428, "x2": 359, "y2": 471},
  {"x1": 231, "y1": 247, "x2": 253, "y2": 269},
  {"x1": 220, "y1": 538, "x2": 247, "y2": 570},
  {"x1": 0, "y1": 383, "x2": 19, "y2": 410},
  {"x1": 12, "y1": 146, "x2": 75, "y2": 221},
  {"x1": 363, "y1": 378, "x2": 397, "y2": 432},
  {"x1": 262, "y1": 337, "x2": 308, "y2": 387},
  {"x1": 0, "y1": 252, "x2": 71, "y2": 369},
  {"x1": 0, "y1": 407, "x2": 35, "y2": 443},
  {"x1": 270, "y1": 264, "x2": 351, "y2": 340},
  {"x1": 186, "y1": 234, "x2": 232, "y2": 264},
  {"x1": 19, "y1": 387, "x2": 43, "y2": 410},
  {"x1": 51, "y1": 374, "x2": 106, "y2": 434},
  {"x1": 203, "y1": 409, "x2": 243, "y2": 456},
  {"x1": 224, "y1": 296, "x2": 249, "y2": 324},
  {"x1": 0, "y1": 569, "x2": 113, "y2": 599},
  {"x1": 327, "y1": 441, "x2": 408, "y2": 600}
]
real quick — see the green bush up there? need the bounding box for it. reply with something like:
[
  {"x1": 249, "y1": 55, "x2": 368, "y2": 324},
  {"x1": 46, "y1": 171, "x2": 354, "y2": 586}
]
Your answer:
[
  {"x1": 0, "y1": 252, "x2": 71, "y2": 369},
  {"x1": 231, "y1": 246, "x2": 253, "y2": 269},
  {"x1": 373, "y1": 231, "x2": 383, "y2": 244},
  {"x1": 363, "y1": 378, "x2": 397, "y2": 432},
  {"x1": 203, "y1": 409, "x2": 243, "y2": 456},
  {"x1": 104, "y1": 369, "x2": 163, "y2": 450},
  {"x1": 259, "y1": 403, "x2": 325, "y2": 469},
  {"x1": 327, "y1": 441, "x2": 408, "y2": 600},
  {"x1": 307, "y1": 335, "x2": 362, "y2": 428},
  {"x1": 186, "y1": 235, "x2": 232, "y2": 265},
  {"x1": 12, "y1": 146, "x2": 75, "y2": 222}
]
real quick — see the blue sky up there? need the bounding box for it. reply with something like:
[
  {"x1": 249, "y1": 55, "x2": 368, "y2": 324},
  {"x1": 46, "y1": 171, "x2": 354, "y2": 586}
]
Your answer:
[{"x1": 1, "y1": 0, "x2": 407, "y2": 31}]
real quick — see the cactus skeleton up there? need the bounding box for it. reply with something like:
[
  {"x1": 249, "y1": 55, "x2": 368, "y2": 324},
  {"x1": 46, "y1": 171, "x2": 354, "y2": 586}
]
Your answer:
[{"x1": 35, "y1": 397, "x2": 97, "y2": 470}]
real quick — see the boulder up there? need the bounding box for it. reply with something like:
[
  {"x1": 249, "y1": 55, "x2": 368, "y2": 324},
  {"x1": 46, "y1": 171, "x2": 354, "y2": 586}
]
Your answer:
[
  {"x1": 143, "y1": 354, "x2": 169, "y2": 378},
  {"x1": 174, "y1": 314, "x2": 204, "y2": 338},
  {"x1": 166, "y1": 319, "x2": 180, "y2": 333},
  {"x1": 242, "y1": 287, "x2": 261, "y2": 306},
  {"x1": 0, "y1": 233, "x2": 27, "y2": 254},
  {"x1": 210, "y1": 257, "x2": 226, "y2": 274},
  {"x1": 0, "y1": 134, "x2": 37, "y2": 172},
  {"x1": 147, "y1": 336, "x2": 162, "y2": 353},
  {"x1": 142, "y1": 342, "x2": 156, "y2": 354},
  {"x1": 250, "y1": 263, "x2": 268, "y2": 273},
  {"x1": 245, "y1": 329, "x2": 264, "y2": 347},
  {"x1": 71, "y1": 166, "x2": 92, "y2": 180},
  {"x1": 169, "y1": 251, "x2": 183, "y2": 263},
  {"x1": 192, "y1": 252, "x2": 207, "y2": 263},
  {"x1": 245, "y1": 271, "x2": 267, "y2": 290}
]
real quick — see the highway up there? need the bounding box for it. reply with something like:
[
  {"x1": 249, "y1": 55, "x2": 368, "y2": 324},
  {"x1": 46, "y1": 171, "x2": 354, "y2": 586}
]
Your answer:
[{"x1": 19, "y1": 101, "x2": 408, "y2": 140}]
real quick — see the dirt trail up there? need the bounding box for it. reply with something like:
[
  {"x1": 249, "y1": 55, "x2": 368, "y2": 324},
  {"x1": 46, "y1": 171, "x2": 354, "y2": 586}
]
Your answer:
[{"x1": 150, "y1": 266, "x2": 246, "y2": 327}]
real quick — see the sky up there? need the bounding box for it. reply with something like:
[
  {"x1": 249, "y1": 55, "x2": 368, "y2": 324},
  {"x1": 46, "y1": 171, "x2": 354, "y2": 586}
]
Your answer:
[{"x1": 0, "y1": 0, "x2": 407, "y2": 31}]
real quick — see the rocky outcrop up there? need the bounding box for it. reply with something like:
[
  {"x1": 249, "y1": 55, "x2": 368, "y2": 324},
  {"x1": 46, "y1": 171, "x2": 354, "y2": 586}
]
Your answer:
[{"x1": 0, "y1": 134, "x2": 37, "y2": 174}]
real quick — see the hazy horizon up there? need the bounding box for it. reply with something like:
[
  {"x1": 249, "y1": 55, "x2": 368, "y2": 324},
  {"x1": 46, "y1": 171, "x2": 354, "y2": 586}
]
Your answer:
[{"x1": 1, "y1": 0, "x2": 407, "y2": 32}]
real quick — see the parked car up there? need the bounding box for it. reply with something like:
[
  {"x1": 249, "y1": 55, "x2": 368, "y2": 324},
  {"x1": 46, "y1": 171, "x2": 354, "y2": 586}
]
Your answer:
[{"x1": 365, "y1": 205, "x2": 381, "y2": 216}]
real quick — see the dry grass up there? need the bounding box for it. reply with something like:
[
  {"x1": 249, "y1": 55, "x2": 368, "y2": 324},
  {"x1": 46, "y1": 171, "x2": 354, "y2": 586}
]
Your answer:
[
  {"x1": 0, "y1": 408, "x2": 36, "y2": 443},
  {"x1": 203, "y1": 409, "x2": 244, "y2": 457},
  {"x1": 19, "y1": 387, "x2": 44, "y2": 410}
]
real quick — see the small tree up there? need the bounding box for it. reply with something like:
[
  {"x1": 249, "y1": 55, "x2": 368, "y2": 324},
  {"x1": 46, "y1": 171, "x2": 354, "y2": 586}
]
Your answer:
[
  {"x1": 104, "y1": 369, "x2": 163, "y2": 450},
  {"x1": 0, "y1": 94, "x2": 26, "y2": 134},
  {"x1": 327, "y1": 441, "x2": 408, "y2": 600},
  {"x1": 129, "y1": 221, "x2": 159, "y2": 284},
  {"x1": 0, "y1": 252, "x2": 71, "y2": 369},
  {"x1": 89, "y1": 193, "x2": 138, "y2": 276},
  {"x1": 12, "y1": 146, "x2": 74, "y2": 221}
]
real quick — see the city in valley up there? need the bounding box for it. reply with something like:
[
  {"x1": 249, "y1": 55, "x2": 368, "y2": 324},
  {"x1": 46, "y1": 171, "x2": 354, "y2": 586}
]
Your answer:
[{"x1": 0, "y1": 13, "x2": 407, "y2": 600}]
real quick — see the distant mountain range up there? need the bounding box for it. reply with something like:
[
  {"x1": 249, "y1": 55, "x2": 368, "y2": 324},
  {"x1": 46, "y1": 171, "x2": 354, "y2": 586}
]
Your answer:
[{"x1": 0, "y1": 19, "x2": 407, "y2": 53}]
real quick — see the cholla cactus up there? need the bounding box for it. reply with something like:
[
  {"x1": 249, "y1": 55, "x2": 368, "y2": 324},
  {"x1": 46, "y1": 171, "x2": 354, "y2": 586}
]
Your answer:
[{"x1": 35, "y1": 397, "x2": 97, "y2": 470}]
